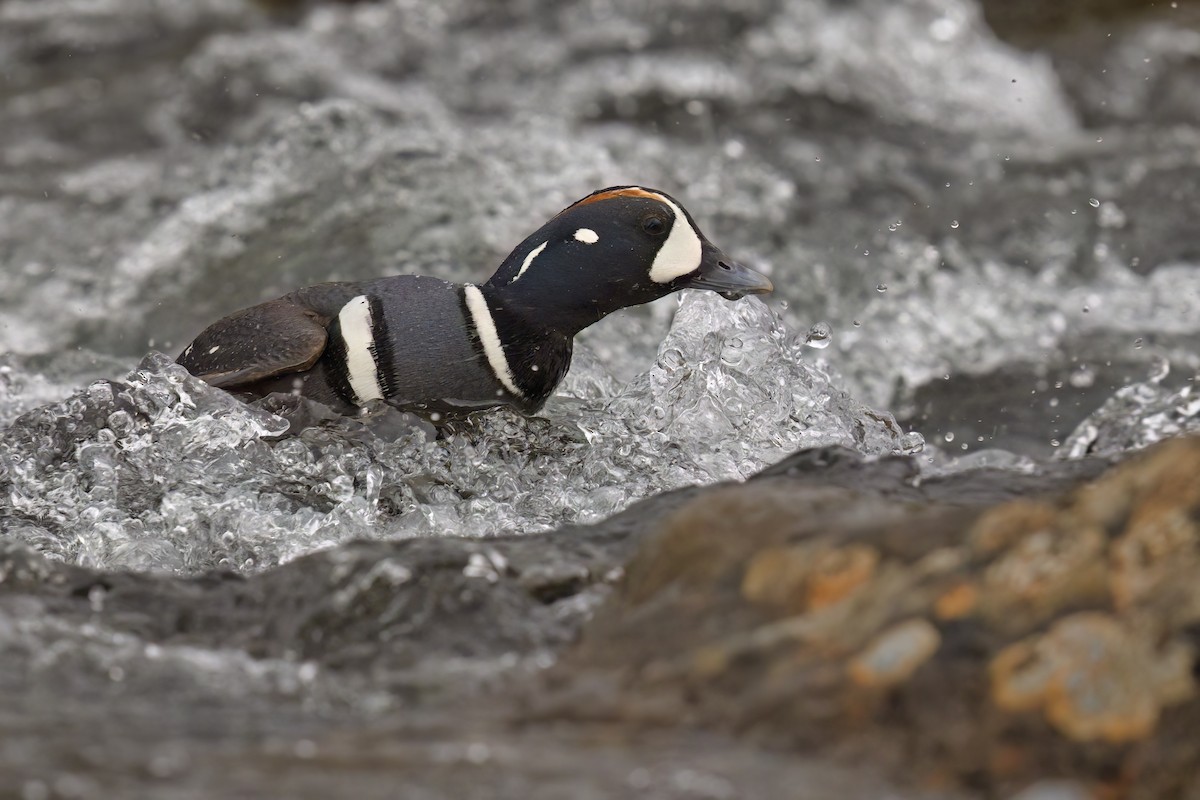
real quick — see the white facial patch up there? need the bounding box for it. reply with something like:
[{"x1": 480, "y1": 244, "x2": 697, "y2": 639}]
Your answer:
[
  {"x1": 509, "y1": 241, "x2": 548, "y2": 284},
  {"x1": 337, "y1": 295, "x2": 384, "y2": 404},
  {"x1": 463, "y1": 285, "x2": 524, "y2": 399},
  {"x1": 574, "y1": 228, "x2": 599, "y2": 244},
  {"x1": 647, "y1": 194, "x2": 703, "y2": 284}
]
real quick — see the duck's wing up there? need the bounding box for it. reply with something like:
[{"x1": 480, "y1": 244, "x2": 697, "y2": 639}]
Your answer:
[{"x1": 176, "y1": 299, "x2": 329, "y2": 390}]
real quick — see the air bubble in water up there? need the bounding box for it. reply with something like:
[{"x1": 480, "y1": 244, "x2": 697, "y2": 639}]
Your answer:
[
  {"x1": 876, "y1": 284, "x2": 887, "y2": 293},
  {"x1": 950, "y1": 220, "x2": 959, "y2": 229},
  {"x1": 1088, "y1": 198, "x2": 1100, "y2": 208}
]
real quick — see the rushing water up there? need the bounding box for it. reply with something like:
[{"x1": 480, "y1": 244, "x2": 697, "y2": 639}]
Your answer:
[
  {"x1": 3, "y1": 0, "x2": 1200, "y2": 795},
  {"x1": 0, "y1": 293, "x2": 921, "y2": 574}
]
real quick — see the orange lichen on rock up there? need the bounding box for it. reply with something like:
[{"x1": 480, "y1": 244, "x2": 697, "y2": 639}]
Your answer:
[
  {"x1": 969, "y1": 500, "x2": 1060, "y2": 555},
  {"x1": 740, "y1": 542, "x2": 880, "y2": 615},
  {"x1": 934, "y1": 581, "x2": 979, "y2": 620},
  {"x1": 980, "y1": 522, "x2": 1108, "y2": 627},
  {"x1": 807, "y1": 544, "x2": 880, "y2": 611},
  {"x1": 1110, "y1": 505, "x2": 1199, "y2": 611},
  {"x1": 740, "y1": 545, "x2": 813, "y2": 611},
  {"x1": 849, "y1": 618, "x2": 941, "y2": 689},
  {"x1": 990, "y1": 612, "x2": 1194, "y2": 743}
]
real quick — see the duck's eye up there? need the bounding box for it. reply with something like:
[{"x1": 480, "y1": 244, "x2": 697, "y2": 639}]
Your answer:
[{"x1": 642, "y1": 216, "x2": 667, "y2": 236}]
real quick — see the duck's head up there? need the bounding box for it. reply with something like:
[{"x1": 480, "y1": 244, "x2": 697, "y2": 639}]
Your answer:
[{"x1": 486, "y1": 186, "x2": 773, "y2": 334}]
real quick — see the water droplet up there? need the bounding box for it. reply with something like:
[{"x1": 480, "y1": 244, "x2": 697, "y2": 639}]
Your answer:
[
  {"x1": 943, "y1": 431, "x2": 955, "y2": 442},
  {"x1": 1069, "y1": 366, "x2": 1096, "y2": 388},
  {"x1": 1088, "y1": 197, "x2": 1100, "y2": 208},
  {"x1": 929, "y1": 16, "x2": 960, "y2": 41},
  {"x1": 876, "y1": 283, "x2": 887, "y2": 293},
  {"x1": 949, "y1": 219, "x2": 959, "y2": 229},
  {"x1": 294, "y1": 740, "x2": 318, "y2": 759},
  {"x1": 1149, "y1": 356, "x2": 1171, "y2": 384},
  {"x1": 804, "y1": 322, "x2": 832, "y2": 349}
]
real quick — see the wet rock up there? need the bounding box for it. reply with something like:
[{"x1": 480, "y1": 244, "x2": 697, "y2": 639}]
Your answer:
[{"x1": 550, "y1": 437, "x2": 1200, "y2": 797}]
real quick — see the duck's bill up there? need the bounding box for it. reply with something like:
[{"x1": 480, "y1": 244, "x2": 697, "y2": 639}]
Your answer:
[{"x1": 678, "y1": 245, "x2": 774, "y2": 300}]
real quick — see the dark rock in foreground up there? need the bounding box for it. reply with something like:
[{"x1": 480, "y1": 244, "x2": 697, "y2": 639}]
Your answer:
[
  {"x1": 549, "y1": 438, "x2": 1200, "y2": 798},
  {"x1": 10, "y1": 437, "x2": 1200, "y2": 797}
]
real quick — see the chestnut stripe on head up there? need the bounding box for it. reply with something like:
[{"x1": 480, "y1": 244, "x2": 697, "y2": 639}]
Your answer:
[{"x1": 566, "y1": 186, "x2": 665, "y2": 210}]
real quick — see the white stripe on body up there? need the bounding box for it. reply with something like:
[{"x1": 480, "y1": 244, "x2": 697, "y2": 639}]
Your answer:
[
  {"x1": 338, "y1": 295, "x2": 384, "y2": 404},
  {"x1": 463, "y1": 285, "x2": 524, "y2": 398}
]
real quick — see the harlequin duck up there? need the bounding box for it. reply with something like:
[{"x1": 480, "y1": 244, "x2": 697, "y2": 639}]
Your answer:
[{"x1": 177, "y1": 186, "x2": 773, "y2": 416}]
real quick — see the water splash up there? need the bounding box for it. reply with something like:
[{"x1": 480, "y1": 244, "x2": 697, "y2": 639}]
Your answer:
[
  {"x1": 0, "y1": 292, "x2": 921, "y2": 575},
  {"x1": 1060, "y1": 368, "x2": 1200, "y2": 458}
]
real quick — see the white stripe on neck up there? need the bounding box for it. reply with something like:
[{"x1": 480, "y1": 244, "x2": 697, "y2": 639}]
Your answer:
[
  {"x1": 509, "y1": 240, "x2": 548, "y2": 284},
  {"x1": 463, "y1": 285, "x2": 524, "y2": 398},
  {"x1": 338, "y1": 295, "x2": 384, "y2": 404}
]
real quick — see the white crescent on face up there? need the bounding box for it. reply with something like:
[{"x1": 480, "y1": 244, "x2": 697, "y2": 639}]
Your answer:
[{"x1": 646, "y1": 193, "x2": 703, "y2": 284}]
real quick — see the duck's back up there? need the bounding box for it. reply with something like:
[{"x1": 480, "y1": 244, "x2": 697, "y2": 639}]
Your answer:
[{"x1": 180, "y1": 275, "x2": 511, "y2": 414}]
